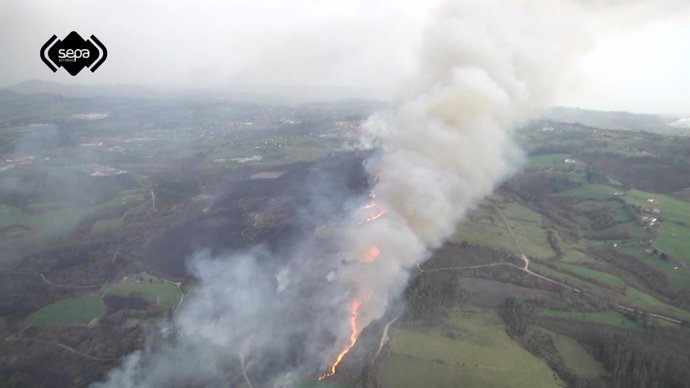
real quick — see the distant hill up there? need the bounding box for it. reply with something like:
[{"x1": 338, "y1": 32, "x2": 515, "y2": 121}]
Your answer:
[
  {"x1": 544, "y1": 107, "x2": 688, "y2": 135},
  {"x1": 2, "y1": 80, "x2": 377, "y2": 105},
  {"x1": 670, "y1": 117, "x2": 690, "y2": 129},
  {"x1": 3, "y1": 79, "x2": 159, "y2": 99}
]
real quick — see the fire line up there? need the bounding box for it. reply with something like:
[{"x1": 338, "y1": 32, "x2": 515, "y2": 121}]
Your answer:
[
  {"x1": 360, "y1": 208, "x2": 386, "y2": 224},
  {"x1": 319, "y1": 195, "x2": 384, "y2": 380},
  {"x1": 318, "y1": 299, "x2": 362, "y2": 380}
]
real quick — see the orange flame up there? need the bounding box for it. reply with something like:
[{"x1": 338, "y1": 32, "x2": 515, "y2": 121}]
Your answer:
[
  {"x1": 364, "y1": 209, "x2": 386, "y2": 223},
  {"x1": 363, "y1": 193, "x2": 377, "y2": 209},
  {"x1": 360, "y1": 192, "x2": 386, "y2": 223},
  {"x1": 363, "y1": 245, "x2": 380, "y2": 262},
  {"x1": 357, "y1": 209, "x2": 385, "y2": 224},
  {"x1": 318, "y1": 299, "x2": 362, "y2": 380},
  {"x1": 362, "y1": 202, "x2": 376, "y2": 209}
]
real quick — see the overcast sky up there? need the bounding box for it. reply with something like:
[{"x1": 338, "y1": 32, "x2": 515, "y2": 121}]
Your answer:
[{"x1": 1, "y1": 0, "x2": 688, "y2": 115}]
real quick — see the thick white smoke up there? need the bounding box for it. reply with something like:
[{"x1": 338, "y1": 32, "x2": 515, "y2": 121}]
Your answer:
[
  {"x1": 340, "y1": 0, "x2": 588, "y2": 335},
  {"x1": 332, "y1": 0, "x2": 690, "y2": 359},
  {"x1": 92, "y1": 2, "x2": 651, "y2": 387}
]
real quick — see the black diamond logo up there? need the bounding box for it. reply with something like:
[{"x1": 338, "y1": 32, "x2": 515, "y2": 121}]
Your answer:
[{"x1": 40, "y1": 32, "x2": 108, "y2": 76}]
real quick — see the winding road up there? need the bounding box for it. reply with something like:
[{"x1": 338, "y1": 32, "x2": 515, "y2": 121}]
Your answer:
[
  {"x1": 418, "y1": 255, "x2": 576, "y2": 291},
  {"x1": 240, "y1": 352, "x2": 253, "y2": 388},
  {"x1": 161, "y1": 278, "x2": 185, "y2": 313},
  {"x1": 4, "y1": 326, "x2": 119, "y2": 362},
  {"x1": 417, "y1": 206, "x2": 687, "y2": 327},
  {"x1": 0, "y1": 270, "x2": 102, "y2": 289},
  {"x1": 374, "y1": 312, "x2": 402, "y2": 361}
]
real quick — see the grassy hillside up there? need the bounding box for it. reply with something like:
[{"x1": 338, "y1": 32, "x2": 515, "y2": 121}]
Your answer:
[
  {"x1": 24, "y1": 295, "x2": 104, "y2": 326},
  {"x1": 379, "y1": 308, "x2": 564, "y2": 388}
]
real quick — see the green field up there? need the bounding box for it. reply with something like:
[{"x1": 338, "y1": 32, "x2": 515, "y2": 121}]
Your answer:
[
  {"x1": 99, "y1": 188, "x2": 146, "y2": 208},
  {"x1": 379, "y1": 309, "x2": 564, "y2": 388},
  {"x1": 0, "y1": 205, "x2": 91, "y2": 242},
  {"x1": 626, "y1": 190, "x2": 690, "y2": 224},
  {"x1": 279, "y1": 135, "x2": 338, "y2": 162},
  {"x1": 533, "y1": 262, "x2": 690, "y2": 321},
  {"x1": 653, "y1": 222, "x2": 690, "y2": 266},
  {"x1": 298, "y1": 382, "x2": 352, "y2": 388},
  {"x1": 91, "y1": 217, "x2": 124, "y2": 234},
  {"x1": 105, "y1": 274, "x2": 180, "y2": 311},
  {"x1": 624, "y1": 189, "x2": 690, "y2": 265},
  {"x1": 454, "y1": 200, "x2": 554, "y2": 259},
  {"x1": 453, "y1": 205, "x2": 519, "y2": 254},
  {"x1": 454, "y1": 208, "x2": 518, "y2": 254},
  {"x1": 541, "y1": 329, "x2": 605, "y2": 378},
  {"x1": 553, "y1": 262, "x2": 626, "y2": 288},
  {"x1": 0, "y1": 185, "x2": 149, "y2": 245},
  {"x1": 509, "y1": 228, "x2": 554, "y2": 260},
  {"x1": 25, "y1": 200, "x2": 74, "y2": 213},
  {"x1": 531, "y1": 261, "x2": 690, "y2": 322},
  {"x1": 559, "y1": 184, "x2": 618, "y2": 201},
  {"x1": 526, "y1": 154, "x2": 570, "y2": 169},
  {"x1": 572, "y1": 199, "x2": 634, "y2": 225},
  {"x1": 560, "y1": 248, "x2": 596, "y2": 263},
  {"x1": 619, "y1": 244, "x2": 690, "y2": 288},
  {"x1": 536, "y1": 309, "x2": 638, "y2": 329},
  {"x1": 24, "y1": 295, "x2": 104, "y2": 326},
  {"x1": 198, "y1": 134, "x2": 340, "y2": 172},
  {"x1": 528, "y1": 262, "x2": 603, "y2": 293},
  {"x1": 623, "y1": 287, "x2": 690, "y2": 321}
]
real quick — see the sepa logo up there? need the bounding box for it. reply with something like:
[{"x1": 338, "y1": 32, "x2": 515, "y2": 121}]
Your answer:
[{"x1": 40, "y1": 31, "x2": 107, "y2": 76}]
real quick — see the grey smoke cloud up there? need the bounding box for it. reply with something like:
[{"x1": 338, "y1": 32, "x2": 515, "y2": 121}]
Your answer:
[
  {"x1": 89, "y1": 1, "x2": 690, "y2": 387},
  {"x1": 340, "y1": 0, "x2": 588, "y2": 334},
  {"x1": 0, "y1": 0, "x2": 435, "y2": 100}
]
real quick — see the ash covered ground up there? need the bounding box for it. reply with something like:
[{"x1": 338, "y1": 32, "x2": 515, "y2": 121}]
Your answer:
[{"x1": 0, "y1": 88, "x2": 381, "y2": 386}]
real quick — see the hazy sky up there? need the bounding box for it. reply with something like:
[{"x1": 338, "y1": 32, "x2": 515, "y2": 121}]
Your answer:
[
  {"x1": 0, "y1": 0, "x2": 688, "y2": 115},
  {"x1": 562, "y1": 11, "x2": 690, "y2": 115}
]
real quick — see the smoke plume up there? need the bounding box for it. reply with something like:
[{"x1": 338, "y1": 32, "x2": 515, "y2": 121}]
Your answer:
[
  {"x1": 341, "y1": 0, "x2": 591, "y2": 330},
  {"x1": 94, "y1": 2, "x2": 597, "y2": 387}
]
